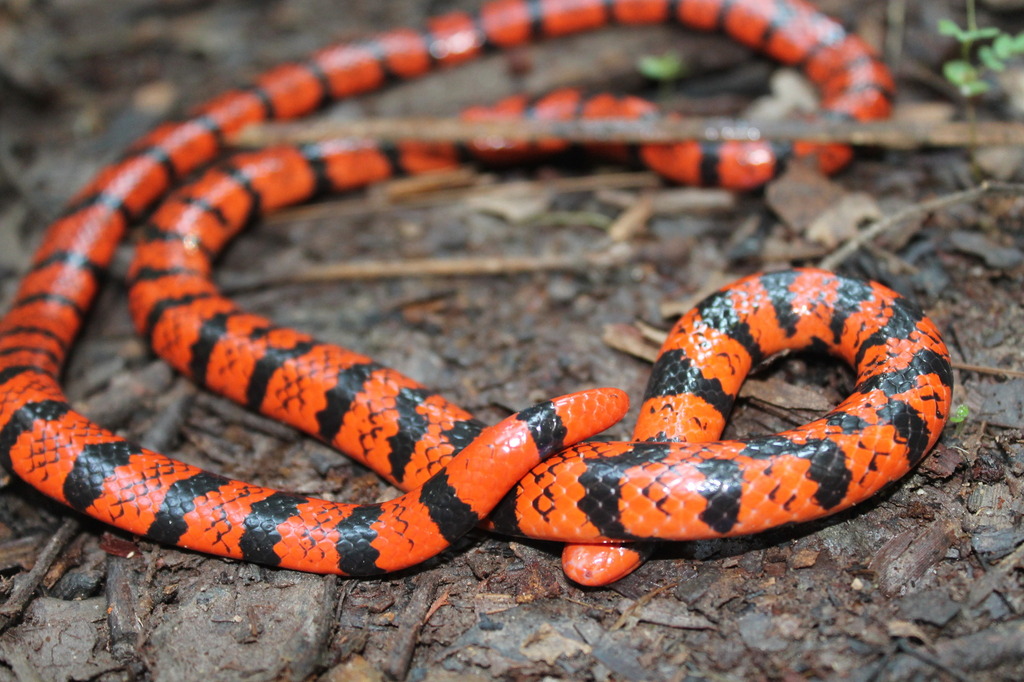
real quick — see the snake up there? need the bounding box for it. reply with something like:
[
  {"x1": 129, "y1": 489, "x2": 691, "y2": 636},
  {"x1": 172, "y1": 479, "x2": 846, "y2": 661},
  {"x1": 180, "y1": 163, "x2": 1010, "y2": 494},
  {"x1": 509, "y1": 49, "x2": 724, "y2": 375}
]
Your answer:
[{"x1": 0, "y1": 0, "x2": 953, "y2": 584}]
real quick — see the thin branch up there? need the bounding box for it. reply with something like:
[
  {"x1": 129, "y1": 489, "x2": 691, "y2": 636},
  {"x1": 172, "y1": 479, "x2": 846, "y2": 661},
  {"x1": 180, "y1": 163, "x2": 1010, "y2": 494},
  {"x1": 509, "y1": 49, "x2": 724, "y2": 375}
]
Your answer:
[
  {"x1": 221, "y1": 246, "x2": 634, "y2": 292},
  {"x1": 0, "y1": 518, "x2": 80, "y2": 633},
  {"x1": 819, "y1": 181, "x2": 1024, "y2": 270},
  {"x1": 952, "y1": 361, "x2": 1024, "y2": 379},
  {"x1": 234, "y1": 116, "x2": 1024, "y2": 149}
]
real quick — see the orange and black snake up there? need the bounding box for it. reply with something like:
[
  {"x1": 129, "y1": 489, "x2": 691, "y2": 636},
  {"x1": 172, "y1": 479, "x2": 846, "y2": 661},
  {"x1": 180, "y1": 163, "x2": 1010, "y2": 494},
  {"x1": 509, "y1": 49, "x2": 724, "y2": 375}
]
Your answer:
[{"x1": 0, "y1": 0, "x2": 953, "y2": 585}]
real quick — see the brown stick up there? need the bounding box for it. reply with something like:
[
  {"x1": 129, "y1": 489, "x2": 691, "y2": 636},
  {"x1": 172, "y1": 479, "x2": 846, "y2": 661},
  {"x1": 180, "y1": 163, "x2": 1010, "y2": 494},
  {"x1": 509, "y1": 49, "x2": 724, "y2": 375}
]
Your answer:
[
  {"x1": 234, "y1": 116, "x2": 1024, "y2": 149},
  {"x1": 221, "y1": 246, "x2": 634, "y2": 292},
  {"x1": 0, "y1": 518, "x2": 80, "y2": 633}
]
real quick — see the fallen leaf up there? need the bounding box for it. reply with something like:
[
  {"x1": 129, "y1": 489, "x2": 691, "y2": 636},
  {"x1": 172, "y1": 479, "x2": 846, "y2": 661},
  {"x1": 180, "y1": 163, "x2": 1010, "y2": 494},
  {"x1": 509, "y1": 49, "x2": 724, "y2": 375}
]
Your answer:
[{"x1": 520, "y1": 623, "x2": 591, "y2": 665}]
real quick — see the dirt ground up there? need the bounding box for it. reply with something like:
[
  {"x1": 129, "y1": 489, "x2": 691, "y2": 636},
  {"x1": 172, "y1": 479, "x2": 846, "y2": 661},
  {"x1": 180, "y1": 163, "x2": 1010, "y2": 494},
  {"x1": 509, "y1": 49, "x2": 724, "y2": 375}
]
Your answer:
[{"x1": 1, "y1": 0, "x2": 1023, "y2": 680}]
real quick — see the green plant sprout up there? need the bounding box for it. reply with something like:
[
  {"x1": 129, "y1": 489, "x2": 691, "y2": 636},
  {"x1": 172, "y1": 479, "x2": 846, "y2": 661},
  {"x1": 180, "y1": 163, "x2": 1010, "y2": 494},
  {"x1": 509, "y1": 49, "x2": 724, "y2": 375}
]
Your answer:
[
  {"x1": 949, "y1": 404, "x2": 970, "y2": 424},
  {"x1": 937, "y1": 1, "x2": 1024, "y2": 174},
  {"x1": 939, "y1": 19, "x2": 1024, "y2": 97},
  {"x1": 637, "y1": 52, "x2": 688, "y2": 100}
]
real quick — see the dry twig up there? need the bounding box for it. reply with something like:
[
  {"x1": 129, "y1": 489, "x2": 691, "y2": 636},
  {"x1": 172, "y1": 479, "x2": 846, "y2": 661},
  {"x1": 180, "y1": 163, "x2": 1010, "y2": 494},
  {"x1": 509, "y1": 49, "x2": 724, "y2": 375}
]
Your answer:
[{"x1": 235, "y1": 116, "x2": 1024, "y2": 149}]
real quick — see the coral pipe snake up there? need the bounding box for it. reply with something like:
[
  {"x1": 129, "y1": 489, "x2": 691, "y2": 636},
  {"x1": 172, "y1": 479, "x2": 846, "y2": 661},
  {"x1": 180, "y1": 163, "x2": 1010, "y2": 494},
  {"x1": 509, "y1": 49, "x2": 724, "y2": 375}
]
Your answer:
[{"x1": 0, "y1": 0, "x2": 952, "y2": 583}]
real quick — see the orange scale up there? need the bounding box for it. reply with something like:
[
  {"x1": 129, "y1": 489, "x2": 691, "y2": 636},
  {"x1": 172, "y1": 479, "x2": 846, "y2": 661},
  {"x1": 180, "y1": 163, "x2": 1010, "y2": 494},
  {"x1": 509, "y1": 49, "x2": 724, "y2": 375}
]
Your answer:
[
  {"x1": 619, "y1": 467, "x2": 709, "y2": 537},
  {"x1": 268, "y1": 369, "x2": 341, "y2": 438},
  {"x1": 820, "y1": 89, "x2": 890, "y2": 124},
  {"x1": 479, "y1": 0, "x2": 532, "y2": 47},
  {"x1": 640, "y1": 141, "x2": 703, "y2": 185},
  {"x1": 791, "y1": 264, "x2": 842, "y2": 303},
  {"x1": 270, "y1": 502, "x2": 350, "y2": 571},
  {"x1": 401, "y1": 429, "x2": 472, "y2": 486},
  {"x1": 735, "y1": 483, "x2": 794, "y2": 530},
  {"x1": 9, "y1": 429, "x2": 76, "y2": 499},
  {"x1": 664, "y1": 319, "x2": 754, "y2": 375},
  {"x1": 132, "y1": 224, "x2": 210, "y2": 267},
  {"x1": 377, "y1": 29, "x2": 432, "y2": 79},
  {"x1": 126, "y1": 274, "x2": 211, "y2": 335},
  {"x1": 312, "y1": 44, "x2": 386, "y2": 98},
  {"x1": 202, "y1": 321, "x2": 273, "y2": 405},
  {"x1": 463, "y1": 93, "x2": 530, "y2": 120},
  {"x1": 612, "y1": 0, "x2": 670, "y2": 25},
  {"x1": 235, "y1": 148, "x2": 317, "y2": 211},
  {"x1": 793, "y1": 141, "x2": 854, "y2": 176},
  {"x1": 0, "y1": 330, "x2": 62, "y2": 360},
  {"x1": 839, "y1": 293, "x2": 889, "y2": 332},
  {"x1": 394, "y1": 141, "x2": 461, "y2": 175},
  {"x1": 416, "y1": 393, "x2": 475, "y2": 431},
  {"x1": 803, "y1": 38, "x2": 861, "y2": 84},
  {"x1": 426, "y1": 13, "x2": 482, "y2": 65},
  {"x1": 134, "y1": 120, "x2": 220, "y2": 176},
  {"x1": 759, "y1": 475, "x2": 824, "y2": 526},
  {"x1": 900, "y1": 381, "x2": 953, "y2": 427},
  {"x1": 33, "y1": 227, "x2": 109, "y2": 286},
  {"x1": 32, "y1": 205, "x2": 124, "y2": 259},
  {"x1": 763, "y1": 17, "x2": 828, "y2": 66},
  {"x1": 712, "y1": 141, "x2": 776, "y2": 191},
  {"x1": 580, "y1": 92, "x2": 647, "y2": 118},
  {"x1": 0, "y1": 371, "x2": 62, "y2": 407},
  {"x1": 288, "y1": 342, "x2": 347, "y2": 376},
  {"x1": 539, "y1": 0, "x2": 607, "y2": 37},
  {"x1": 194, "y1": 90, "x2": 269, "y2": 136},
  {"x1": 319, "y1": 144, "x2": 394, "y2": 191},
  {"x1": 728, "y1": 306, "x2": 789, "y2": 358},
  {"x1": 92, "y1": 454, "x2": 203, "y2": 533},
  {"x1": 18, "y1": 265, "x2": 96, "y2": 307},
  {"x1": 506, "y1": 459, "x2": 593, "y2": 534},
  {"x1": 543, "y1": 499, "x2": 605, "y2": 542},
  {"x1": 0, "y1": 309, "x2": 69, "y2": 357},
  {"x1": 442, "y1": 448, "x2": 543, "y2": 512},
  {"x1": 675, "y1": 0, "x2": 724, "y2": 31},
  {"x1": 537, "y1": 89, "x2": 586, "y2": 118},
  {"x1": 191, "y1": 165, "x2": 266, "y2": 224},
  {"x1": 370, "y1": 506, "x2": 447, "y2": 573},
  {"x1": 175, "y1": 481, "x2": 279, "y2": 558},
  {"x1": 256, "y1": 63, "x2": 329, "y2": 120},
  {"x1": 721, "y1": 2, "x2": 774, "y2": 52},
  {"x1": 299, "y1": 346, "x2": 374, "y2": 392},
  {"x1": 915, "y1": 323, "x2": 951, "y2": 352},
  {"x1": 0, "y1": 350, "x2": 58, "y2": 376},
  {"x1": 336, "y1": 398, "x2": 405, "y2": 469},
  {"x1": 261, "y1": 376, "x2": 329, "y2": 434},
  {"x1": 403, "y1": 443, "x2": 456, "y2": 487},
  {"x1": 150, "y1": 297, "x2": 235, "y2": 373},
  {"x1": 98, "y1": 156, "x2": 172, "y2": 216},
  {"x1": 634, "y1": 393, "x2": 729, "y2": 442},
  {"x1": 7, "y1": 300, "x2": 81, "y2": 341}
]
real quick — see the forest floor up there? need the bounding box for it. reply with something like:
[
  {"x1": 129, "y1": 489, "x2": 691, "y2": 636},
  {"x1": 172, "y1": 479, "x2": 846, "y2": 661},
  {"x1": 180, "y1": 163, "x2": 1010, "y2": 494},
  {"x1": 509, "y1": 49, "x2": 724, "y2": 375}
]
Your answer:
[{"x1": 0, "y1": 0, "x2": 1022, "y2": 680}]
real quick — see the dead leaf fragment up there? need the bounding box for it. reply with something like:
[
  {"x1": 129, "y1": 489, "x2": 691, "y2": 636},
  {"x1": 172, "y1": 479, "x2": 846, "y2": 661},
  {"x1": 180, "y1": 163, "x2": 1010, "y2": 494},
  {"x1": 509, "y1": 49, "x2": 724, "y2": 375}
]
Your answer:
[
  {"x1": 740, "y1": 377, "x2": 834, "y2": 412},
  {"x1": 789, "y1": 548, "x2": 820, "y2": 569},
  {"x1": 887, "y1": 619, "x2": 934, "y2": 647},
  {"x1": 948, "y1": 230, "x2": 1024, "y2": 270},
  {"x1": 764, "y1": 160, "x2": 845, "y2": 233},
  {"x1": 805, "y1": 191, "x2": 882, "y2": 248},
  {"x1": 520, "y1": 623, "x2": 592, "y2": 665}
]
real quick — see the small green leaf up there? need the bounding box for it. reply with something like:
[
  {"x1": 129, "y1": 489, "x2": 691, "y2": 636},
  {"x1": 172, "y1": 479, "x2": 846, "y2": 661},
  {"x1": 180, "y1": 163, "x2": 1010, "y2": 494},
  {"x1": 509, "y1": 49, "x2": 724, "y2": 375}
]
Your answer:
[
  {"x1": 637, "y1": 53, "x2": 687, "y2": 82},
  {"x1": 993, "y1": 34, "x2": 1016, "y2": 60},
  {"x1": 961, "y1": 26, "x2": 1001, "y2": 42},
  {"x1": 961, "y1": 79, "x2": 991, "y2": 97},
  {"x1": 950, "y1": 404, "x2": 970, "y2": 424},
  {"x1": 1011, "y1": 31, "x2": 1024, "y2": 52},
  {"x1": 937, "y1": 18, "x2": 967, "y2": 41},
  {"x1": 979, "y1": 45, "x2": 1006, "y2": 72},
  {"x1": 943, "y1": 59, "x2": 976, "y2": 86}
]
